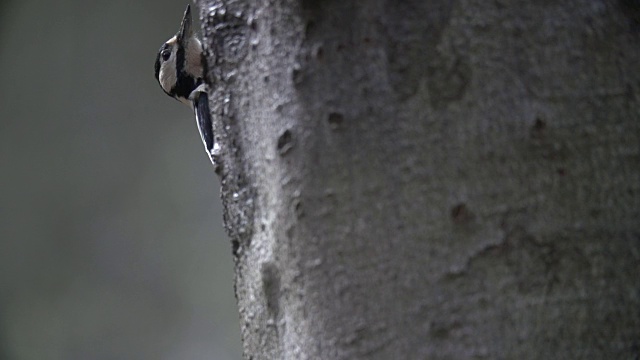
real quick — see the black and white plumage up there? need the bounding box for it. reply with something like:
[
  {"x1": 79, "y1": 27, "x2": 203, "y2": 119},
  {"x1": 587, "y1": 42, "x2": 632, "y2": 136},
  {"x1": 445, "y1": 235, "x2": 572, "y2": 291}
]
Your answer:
[{"x1": 154, "y1": 4, "x2": 213, "y2": 164}]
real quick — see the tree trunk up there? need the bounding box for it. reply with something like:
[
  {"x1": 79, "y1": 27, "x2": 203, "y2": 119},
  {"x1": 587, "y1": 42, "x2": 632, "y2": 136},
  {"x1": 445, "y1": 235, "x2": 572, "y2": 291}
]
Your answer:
[{"x1": 198, "y1": 0, "x2": 640, "y2": 358}]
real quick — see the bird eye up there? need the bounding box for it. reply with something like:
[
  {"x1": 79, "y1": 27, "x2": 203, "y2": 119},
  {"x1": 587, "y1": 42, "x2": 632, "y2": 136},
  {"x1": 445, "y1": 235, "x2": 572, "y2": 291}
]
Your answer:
[{"x1": 161, "y1": 50, "x2": 171, "y2": 61}]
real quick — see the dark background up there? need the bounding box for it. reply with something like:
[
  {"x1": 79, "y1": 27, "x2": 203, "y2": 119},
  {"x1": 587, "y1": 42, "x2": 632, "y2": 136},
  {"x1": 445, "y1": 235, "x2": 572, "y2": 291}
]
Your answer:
[{"x1": 0, "y1": 1, "x2": 241, "y2": 359}]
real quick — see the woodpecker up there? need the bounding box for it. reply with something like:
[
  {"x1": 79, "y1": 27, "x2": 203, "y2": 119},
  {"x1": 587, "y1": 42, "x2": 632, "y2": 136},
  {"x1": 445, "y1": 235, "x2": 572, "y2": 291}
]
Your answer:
[{"x1": 154, "y1": 4, "x2": 213, "y2": 164}]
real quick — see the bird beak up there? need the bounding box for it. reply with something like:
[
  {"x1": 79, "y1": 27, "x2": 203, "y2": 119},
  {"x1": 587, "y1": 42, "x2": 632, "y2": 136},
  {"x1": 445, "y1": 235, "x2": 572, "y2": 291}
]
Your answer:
[{"x1": 177, "y1": 4, "x2": 192, "y2": 44}]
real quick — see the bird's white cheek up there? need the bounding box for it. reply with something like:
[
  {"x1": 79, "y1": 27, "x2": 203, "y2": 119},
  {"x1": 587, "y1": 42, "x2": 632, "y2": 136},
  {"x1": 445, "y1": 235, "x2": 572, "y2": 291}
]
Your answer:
[{"x1": 159, "y1": 58, "x2": 177, "y2": 93}]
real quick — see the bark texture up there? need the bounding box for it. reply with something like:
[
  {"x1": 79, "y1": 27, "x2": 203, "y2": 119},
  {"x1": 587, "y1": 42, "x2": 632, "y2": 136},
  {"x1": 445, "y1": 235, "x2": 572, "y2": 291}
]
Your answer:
[{"x1": 198, "y1": 0, "x2": 640, "y2": 359}]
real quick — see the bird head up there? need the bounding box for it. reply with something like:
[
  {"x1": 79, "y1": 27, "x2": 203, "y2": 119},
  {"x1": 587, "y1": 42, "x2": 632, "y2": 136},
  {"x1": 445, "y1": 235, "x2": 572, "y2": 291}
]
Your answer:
[{"x1": 154, "y1": 4, "x2": 205, "y2": 106}]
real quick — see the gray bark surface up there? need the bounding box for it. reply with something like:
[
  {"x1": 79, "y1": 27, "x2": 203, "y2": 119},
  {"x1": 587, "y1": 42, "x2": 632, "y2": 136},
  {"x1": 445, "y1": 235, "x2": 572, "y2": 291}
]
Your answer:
[{"x1": 198, "y1": 0, "x2": 640, "y2": 359}]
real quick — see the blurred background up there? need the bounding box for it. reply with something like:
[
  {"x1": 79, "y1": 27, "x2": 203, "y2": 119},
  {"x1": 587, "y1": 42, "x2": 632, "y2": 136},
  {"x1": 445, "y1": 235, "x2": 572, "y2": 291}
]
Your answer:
[{"x1": 0, "y1": 0, "x2": 242, "y2": 359}]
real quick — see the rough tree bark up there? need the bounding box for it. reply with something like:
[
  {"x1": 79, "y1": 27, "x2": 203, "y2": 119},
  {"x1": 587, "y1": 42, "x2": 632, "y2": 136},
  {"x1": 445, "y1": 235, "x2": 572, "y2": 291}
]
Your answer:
[{"x1": 197, "y1": 0, "x2": 639, "y2": 359}]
